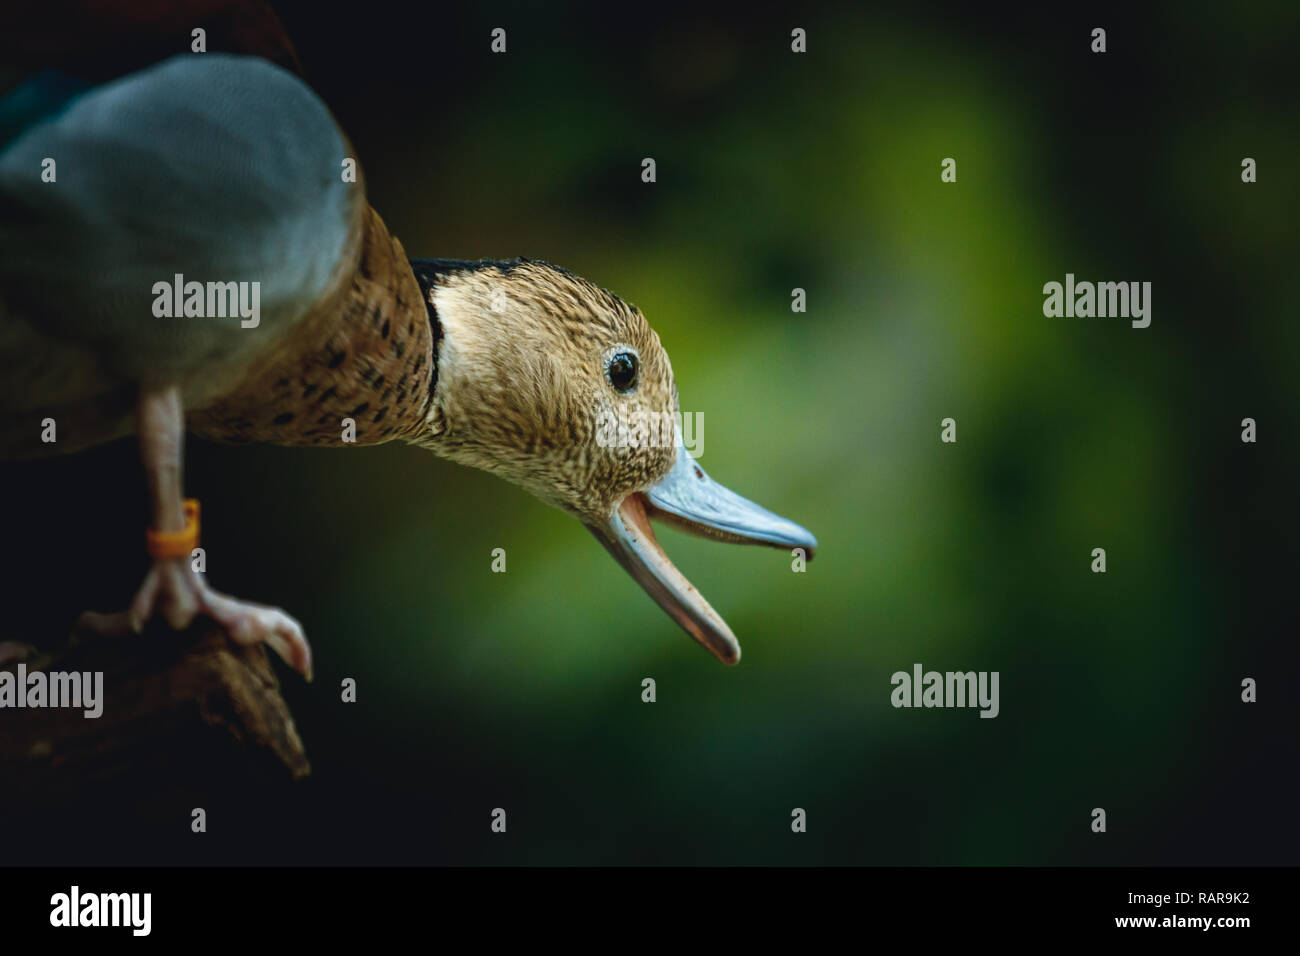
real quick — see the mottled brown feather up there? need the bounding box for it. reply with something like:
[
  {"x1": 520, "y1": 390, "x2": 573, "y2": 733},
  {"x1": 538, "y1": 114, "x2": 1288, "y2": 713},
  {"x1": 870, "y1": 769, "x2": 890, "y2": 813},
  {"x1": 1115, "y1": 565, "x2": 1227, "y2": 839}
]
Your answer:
[{"x1": 189, "y1": 205, "x2": 434, "y2": 448}]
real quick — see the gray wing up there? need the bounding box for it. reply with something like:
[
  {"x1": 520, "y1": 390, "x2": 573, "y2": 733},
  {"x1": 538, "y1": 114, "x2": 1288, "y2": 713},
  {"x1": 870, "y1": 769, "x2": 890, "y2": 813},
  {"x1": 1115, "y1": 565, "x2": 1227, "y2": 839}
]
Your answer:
[{"x1": 0, "y1": 53, "x2": 354, "y2": 453}]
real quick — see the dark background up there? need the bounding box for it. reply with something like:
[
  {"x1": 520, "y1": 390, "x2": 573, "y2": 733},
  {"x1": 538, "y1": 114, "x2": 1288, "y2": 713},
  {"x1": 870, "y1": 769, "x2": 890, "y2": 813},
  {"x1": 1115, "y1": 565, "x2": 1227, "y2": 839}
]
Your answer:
[{"x1": 2, "y1": 0, "x2": 1297, "y2": 864}]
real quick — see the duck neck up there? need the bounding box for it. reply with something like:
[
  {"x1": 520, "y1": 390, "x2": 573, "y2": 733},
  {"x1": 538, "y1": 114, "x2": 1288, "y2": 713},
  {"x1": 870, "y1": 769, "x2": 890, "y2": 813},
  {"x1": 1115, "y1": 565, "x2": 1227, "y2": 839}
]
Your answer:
[
  {"x1": 404, "y1": 257, "x2": 527, "y2": 461},
  {"x1": 190, "y1": 206, "x2": 440, "y2": 447}
]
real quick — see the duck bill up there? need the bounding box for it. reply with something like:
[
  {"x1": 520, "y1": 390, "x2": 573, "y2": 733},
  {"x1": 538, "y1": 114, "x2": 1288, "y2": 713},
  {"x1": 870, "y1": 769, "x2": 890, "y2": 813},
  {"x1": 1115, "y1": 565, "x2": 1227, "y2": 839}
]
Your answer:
[{"x1": 588, "y1": 446, "x2": 818, "y2": 665}]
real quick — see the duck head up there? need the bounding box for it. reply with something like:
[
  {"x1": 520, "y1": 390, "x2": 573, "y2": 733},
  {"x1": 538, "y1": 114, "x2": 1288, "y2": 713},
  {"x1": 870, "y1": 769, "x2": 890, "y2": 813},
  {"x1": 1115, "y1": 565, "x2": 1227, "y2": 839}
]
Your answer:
[{"x1": 411, "y1": 258, "x2": 817, "y2": 664}]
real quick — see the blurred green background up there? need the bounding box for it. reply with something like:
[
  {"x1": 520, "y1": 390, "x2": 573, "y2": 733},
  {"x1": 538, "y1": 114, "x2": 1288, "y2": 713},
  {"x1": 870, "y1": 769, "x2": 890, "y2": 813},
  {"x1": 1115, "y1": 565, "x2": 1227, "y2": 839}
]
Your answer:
[{"x1": 5, "y1": 1, "x2": 1297, "y2": 864}]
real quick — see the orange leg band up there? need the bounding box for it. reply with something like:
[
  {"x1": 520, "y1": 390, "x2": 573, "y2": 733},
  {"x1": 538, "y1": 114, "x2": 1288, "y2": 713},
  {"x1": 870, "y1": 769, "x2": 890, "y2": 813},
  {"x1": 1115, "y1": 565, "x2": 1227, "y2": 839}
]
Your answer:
[{"x1": 146, "y1": 498, "x2": 200, "y2": 560}]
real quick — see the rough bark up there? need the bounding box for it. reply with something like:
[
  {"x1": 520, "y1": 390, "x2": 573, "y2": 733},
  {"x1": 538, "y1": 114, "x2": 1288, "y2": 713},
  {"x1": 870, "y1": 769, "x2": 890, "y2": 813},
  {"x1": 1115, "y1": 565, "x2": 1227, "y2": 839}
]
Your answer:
[{"x1": 0, "y1": 621, "x2": 309, "y2": 816}]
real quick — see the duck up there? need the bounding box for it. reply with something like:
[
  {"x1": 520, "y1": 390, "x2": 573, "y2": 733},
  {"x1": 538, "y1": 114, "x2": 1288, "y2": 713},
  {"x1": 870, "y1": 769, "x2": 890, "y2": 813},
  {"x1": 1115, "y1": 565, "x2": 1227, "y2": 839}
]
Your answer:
[{"x1": 0, "y1": 15, "x2": 816, "y2": 680}]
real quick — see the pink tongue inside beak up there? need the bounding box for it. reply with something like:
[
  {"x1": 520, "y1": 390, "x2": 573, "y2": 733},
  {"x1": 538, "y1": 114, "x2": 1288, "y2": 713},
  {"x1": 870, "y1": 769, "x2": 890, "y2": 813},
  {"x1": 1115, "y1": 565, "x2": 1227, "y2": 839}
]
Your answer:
[
  {"x1": 609, "y1": 492, "x2": 740, "y2": 663},
  {"x1": 588, "y1": 446, "x2": 816, "y2": 664}
]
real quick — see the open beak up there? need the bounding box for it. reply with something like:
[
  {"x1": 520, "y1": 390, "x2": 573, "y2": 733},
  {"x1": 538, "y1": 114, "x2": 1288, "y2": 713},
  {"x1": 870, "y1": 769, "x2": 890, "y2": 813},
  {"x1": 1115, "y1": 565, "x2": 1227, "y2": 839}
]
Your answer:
[{"x1": 587, "y1": 445, "x2": 817, "y2": 664}]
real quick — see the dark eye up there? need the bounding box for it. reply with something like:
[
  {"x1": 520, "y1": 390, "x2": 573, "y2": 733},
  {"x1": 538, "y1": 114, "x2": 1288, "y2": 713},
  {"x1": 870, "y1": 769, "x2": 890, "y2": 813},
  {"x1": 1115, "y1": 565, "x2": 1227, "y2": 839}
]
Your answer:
[{"x1": 606, "y1": 350, "x2": 639, "y2": 393}]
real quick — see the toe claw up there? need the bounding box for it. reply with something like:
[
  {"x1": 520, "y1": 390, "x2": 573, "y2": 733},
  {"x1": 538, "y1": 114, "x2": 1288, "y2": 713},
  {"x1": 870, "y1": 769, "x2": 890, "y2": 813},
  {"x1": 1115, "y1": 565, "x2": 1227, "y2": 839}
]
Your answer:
[
  {"x1": 78, "y1": 562, "x2": 314, "y2": 680},
  {"x1": 262, "y1": 627, "x2": 313, "y2": 680}
]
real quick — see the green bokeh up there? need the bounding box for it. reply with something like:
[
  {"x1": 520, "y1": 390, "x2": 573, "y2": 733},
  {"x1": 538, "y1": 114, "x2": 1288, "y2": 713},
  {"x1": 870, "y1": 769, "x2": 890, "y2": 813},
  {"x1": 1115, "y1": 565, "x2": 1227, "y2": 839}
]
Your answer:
[{"x1": 7, "y1": 2, "x2": 1296, "y2": 865}]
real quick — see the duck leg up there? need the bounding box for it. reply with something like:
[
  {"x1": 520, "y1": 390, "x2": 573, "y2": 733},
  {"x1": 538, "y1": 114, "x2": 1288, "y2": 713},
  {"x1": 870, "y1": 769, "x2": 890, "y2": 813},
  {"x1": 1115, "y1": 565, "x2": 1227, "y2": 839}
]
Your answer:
[{"x1": 75, "y1": 386, "x2": 313, "y2": 680}]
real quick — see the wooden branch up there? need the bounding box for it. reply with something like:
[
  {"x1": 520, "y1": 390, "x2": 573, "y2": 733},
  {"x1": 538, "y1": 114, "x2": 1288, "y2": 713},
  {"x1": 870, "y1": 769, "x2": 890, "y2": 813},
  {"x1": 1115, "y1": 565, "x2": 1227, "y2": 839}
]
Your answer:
[{"x1": 0, "y1": 621, "x2": 309, "y2": 816}]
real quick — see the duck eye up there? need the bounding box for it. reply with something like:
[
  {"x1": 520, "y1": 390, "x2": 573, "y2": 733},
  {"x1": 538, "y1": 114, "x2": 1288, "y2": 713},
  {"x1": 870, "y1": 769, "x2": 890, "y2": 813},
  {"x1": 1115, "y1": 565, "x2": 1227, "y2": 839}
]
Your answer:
[{"x1": 606, "y1": 350, "x2": 639, "y2": 393}]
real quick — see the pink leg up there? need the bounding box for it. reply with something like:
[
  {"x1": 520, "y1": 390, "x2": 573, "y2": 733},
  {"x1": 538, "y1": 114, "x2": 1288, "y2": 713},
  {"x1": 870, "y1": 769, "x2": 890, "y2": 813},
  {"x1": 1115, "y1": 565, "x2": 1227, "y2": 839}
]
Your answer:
[{"x1": 76, "y1": 386, "x2": 313, "y2": 679}]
